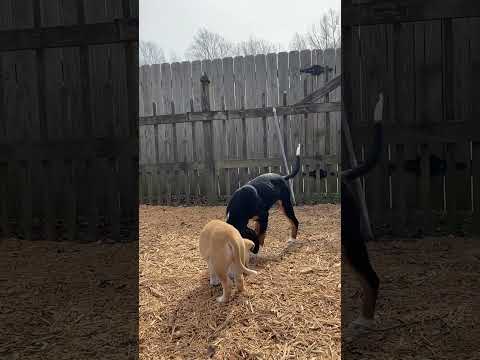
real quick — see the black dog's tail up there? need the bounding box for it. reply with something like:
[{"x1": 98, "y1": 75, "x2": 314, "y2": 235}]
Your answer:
[
  {"x1": 342, "y1": 93, "x2": 384, "y2": 182},
  {"x1": 284, "y1": 144, "x2": 301, "y2": 180},
  {"x1": 341, "y1": 122, "x2": 383, "y2": 181}
]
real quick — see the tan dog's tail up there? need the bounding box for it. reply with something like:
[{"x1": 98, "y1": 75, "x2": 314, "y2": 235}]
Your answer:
[{"x1": 227, "y1": 235, "x2": 258, "y2": 276}]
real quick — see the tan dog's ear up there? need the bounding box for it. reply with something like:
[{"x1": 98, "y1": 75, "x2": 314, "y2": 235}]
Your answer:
[{"x1": 243, "y1": 239, "x2": 255, "y2": 250}]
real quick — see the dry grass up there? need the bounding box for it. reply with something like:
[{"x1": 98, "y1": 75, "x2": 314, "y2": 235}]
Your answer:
[{"x1": 139, "y1": 204, "x2": 341, "y2": 359}]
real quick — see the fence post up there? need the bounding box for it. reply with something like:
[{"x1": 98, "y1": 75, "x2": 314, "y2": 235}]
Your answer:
[{"x1": 201, "y1": 73, "x2": 216, "y2": 203}]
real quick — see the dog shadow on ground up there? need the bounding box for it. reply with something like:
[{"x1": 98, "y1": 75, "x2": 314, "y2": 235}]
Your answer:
[
  {"x1": 251, "y1": 239, "x2": 307, "y2": 270},
  {"x1": 163, "y1": 273, "x2": 248, "y2": 358}
]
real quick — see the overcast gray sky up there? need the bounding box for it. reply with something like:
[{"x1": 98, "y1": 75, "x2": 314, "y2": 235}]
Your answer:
[{"x1": 140, "y1": 0, "x2": 340, "y2": 61}]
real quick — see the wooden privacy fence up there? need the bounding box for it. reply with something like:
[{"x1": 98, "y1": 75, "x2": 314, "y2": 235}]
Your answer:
[
  {"x1": 139, "y1": 49, "x2": 342, "y2": 205},
  {"x1": 343, "y1": 9, "x2": 480, "y2": 236},
  {"x1": 0, "y1": 0, "x2": 138, "y2": 242}
]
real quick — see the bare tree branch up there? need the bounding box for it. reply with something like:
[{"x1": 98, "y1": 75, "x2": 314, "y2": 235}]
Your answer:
[
  {"x1": 289, "y1": 32, "x2": 309, "y2": 51},
  {"x1": 139, "y1": 40, "x2": 166, "y2": 66},
  {"x1": 235, "y1": 36, "x2": 282, "y2": 56},
  {"x1": 308, "y1": 9, "x2": 340, "y2": 50},
  {"x1": 169, "y1": 51, "x2": 180, "y2": 63},
  {"x1": 186, "y1": 29, "x2": 283, "y2": 60},
  {"x1": 289, "y1": 8, "x2": 341, "y2": 51},
  {"x1": 185, "y1": 28, "x2": 235, "y2": 61}
]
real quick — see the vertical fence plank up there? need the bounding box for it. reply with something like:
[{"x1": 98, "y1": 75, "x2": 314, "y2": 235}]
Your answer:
[
  {"x1": 171, "y1": 62, "x2": 182, "y2": 203},
  {"x1": 445, "y1": 143, "x2": 459, "y2": 232},
  {"x1": 211, "y1": 58, "x2": 225, "y2": 198},
  {"x1": 65, "y1": 159, "x2": 77, "y2": 241},
  {"x1": 223, "y1": 57, "x2": 236, "y2": 199},
  {"x1": 151, "y1": 64, "x2": 162, "y2": 205},
  {"x1": 266, "y1": 52, "x2": 280, "y2": 177},
  {"x1": 160, "y1": 63, "x2": 172, "y2": 204},
  {"x1": 277, "y1": 53, "x2": 289, "y2": 180},
  {"x1": 181, "y1": 61, "x2": 193, "y2": 203},
  {"x1": 255, "y1": 54, "x2": 269, "y2": 178},
  {"x1": 288, "y1": 51, "x2": 302, "y2": 202},
  {"x1": 310, "y1": 50, "x2": 325, "y2": 197},
  {"x1": 419, "y1": 144, "x2": 432, "y2": 233},
  {"x1": 191, "y1": 60, "x2": 203, "y2": 200},
  {"x1": 473, "y1": 142, "x2": 480, "y2": 234},
  {"x1": 300, "y1": 49, "x2": 313, "y2": 202},
  {"x1": 0, "y1": 164, "x2": 8, "y2": 238},
  {"x1": 244, "y1": 55, "x2": 258, "y2": 179},
  {"x1": 234, "y1": 56, "x2": 249, "y2": 187},
  {"x1": 324, "y1": 48, "x2": 337, "y2": 197},
  {"x1": 392, "y1": 144, "x2": 407, "y2": 236}
]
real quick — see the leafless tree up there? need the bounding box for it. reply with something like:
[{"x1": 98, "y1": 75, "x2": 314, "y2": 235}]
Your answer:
[
  {"x1": 139, "y1": 40, "x2": 166, "y2": 66},
  {"x1": 308, "y1": 8, "x2": 341, "y2": 50},
  {"x1": 289, "y1": 32, "x2": 309, "y2": 51},
  {"x1": 185, "y1": 28, "x2": 235, "y2": 61},
  {"x1": 169, "y1": 51, "x2": 180, "y2": 63},
  {"x1": 289, "y1": 8, "x2": 341, "y2": 51},
  {"x1": 234, "y1": 36, "x2": 282, "y2": 56}
]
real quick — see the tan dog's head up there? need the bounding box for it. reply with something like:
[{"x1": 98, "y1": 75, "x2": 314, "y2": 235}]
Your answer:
[{"x1": 242, "y1": 238, "x2": 255, "y2": 269}]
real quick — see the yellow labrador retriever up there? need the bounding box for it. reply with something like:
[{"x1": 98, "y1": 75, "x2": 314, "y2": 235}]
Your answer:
[{"x1": 199, "y1": 220, "x2": 257, "y2": 303}]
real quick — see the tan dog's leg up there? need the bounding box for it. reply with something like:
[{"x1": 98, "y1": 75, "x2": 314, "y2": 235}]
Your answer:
[
  {"x1": 208, "y1": 259, "x2": 220, "y2": 286},
  {"x1": 213, "y1": 261, "x2": 231, "y2": 303},
  {"x1": 235, "y1": 273, "x2": 245, "y2": 293},
  {"x1": 217, "y1": 273, "x2": 232, "y2": 303}
]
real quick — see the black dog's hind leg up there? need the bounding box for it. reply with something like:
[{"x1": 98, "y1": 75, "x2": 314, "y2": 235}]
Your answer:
[
  {"x1": 343, "y1": 237, "x2": 379, "y2": 320},
  {"x1": 279, "y1": 198, "x2": 299, "y2": 241}
]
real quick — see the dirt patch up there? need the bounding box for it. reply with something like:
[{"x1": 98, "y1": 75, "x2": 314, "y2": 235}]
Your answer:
[{"x1": 139, "y1": 204, "x2": 341, "y2": 359}]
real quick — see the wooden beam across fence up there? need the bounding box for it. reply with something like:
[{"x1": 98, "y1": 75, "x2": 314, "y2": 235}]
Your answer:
[
  {"x1": 0, "y1": 19, "x2": 138, "y2": 51},
  {"x1": 139, "y1": 102, "x2": 342, "y2": 126}
]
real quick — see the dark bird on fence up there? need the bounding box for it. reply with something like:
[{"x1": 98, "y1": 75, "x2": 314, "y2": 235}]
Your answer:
[{"x1": 300, "y1": 65, "x2": 331, "y2": 76}]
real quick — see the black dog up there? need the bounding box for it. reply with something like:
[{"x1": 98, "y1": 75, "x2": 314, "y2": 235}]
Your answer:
[
  {"x1": 342, "y1": 96, "x2": 383, "y2": 329},
  {"x1": 226, "y1": 144, "x2": 301, "y2": 254}
]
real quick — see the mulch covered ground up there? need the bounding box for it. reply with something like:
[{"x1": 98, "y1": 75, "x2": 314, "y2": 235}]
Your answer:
[
  {"x1": 139, "y1": 204, "x2": 342, "y2": 359},
  {"x1": 343, "y1": 235, "x2": 480, "y2": 360}
]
